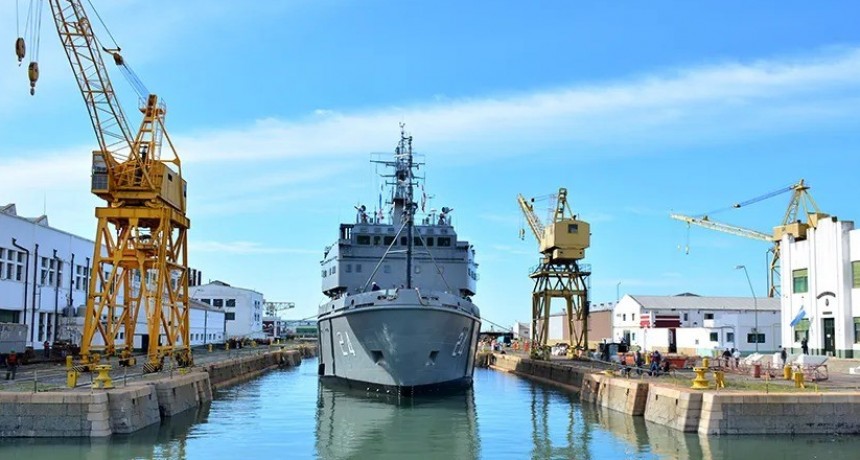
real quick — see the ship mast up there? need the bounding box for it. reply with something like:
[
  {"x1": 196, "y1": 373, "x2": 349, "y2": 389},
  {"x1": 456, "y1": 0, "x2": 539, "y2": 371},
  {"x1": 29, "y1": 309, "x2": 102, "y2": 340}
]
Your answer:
[{"x1": 396, "y1": 124, "x2": 416, "y2": 289}]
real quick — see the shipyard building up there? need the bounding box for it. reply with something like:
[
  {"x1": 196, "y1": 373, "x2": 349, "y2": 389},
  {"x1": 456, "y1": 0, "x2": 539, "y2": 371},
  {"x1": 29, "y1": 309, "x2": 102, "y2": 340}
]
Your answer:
[
  {"x1": 0, "y1": 203, "x2": 224, "y2": 349},
  {"x1": 780, "y1": 216, "x2": 860, "y2": 357},
  {"x1": 191, "y1": 281, "x2": 265, "y2": 340}
]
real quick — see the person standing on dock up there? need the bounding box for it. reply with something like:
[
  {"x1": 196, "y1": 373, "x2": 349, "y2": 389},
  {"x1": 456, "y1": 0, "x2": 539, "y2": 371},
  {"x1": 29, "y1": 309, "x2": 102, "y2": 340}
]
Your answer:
[
  {"x1": 801, "y1": 338, "x2": 809, "y2": 355},
  {"x1": 43, "y1": 341, "x2": 50, "y2": 359},
  {"x1": 780, "y1": 346, "x2": 788, "y2": 366},
  {"x1": 4, "y1": 350, "x2": 18, "y2": 380}
]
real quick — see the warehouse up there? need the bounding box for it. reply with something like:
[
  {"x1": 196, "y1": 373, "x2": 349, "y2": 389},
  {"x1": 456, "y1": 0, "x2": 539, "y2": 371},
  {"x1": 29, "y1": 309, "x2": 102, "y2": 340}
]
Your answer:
[{"x1": 612, "y1": 293, "x2": 781, "y2": 355}]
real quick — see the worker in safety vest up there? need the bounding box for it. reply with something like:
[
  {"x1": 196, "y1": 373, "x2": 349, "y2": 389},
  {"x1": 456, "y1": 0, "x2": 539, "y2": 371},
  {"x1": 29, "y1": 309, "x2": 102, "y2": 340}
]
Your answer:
[{"x1": 5, "y1": 350, "x2": 19, "y2": 380}]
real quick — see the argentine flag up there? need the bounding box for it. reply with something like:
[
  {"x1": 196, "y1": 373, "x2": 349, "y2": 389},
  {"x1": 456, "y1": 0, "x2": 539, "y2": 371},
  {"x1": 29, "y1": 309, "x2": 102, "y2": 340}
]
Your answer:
[{"x1": 789, "y1": 306, "x2": 807, "y2": 327}]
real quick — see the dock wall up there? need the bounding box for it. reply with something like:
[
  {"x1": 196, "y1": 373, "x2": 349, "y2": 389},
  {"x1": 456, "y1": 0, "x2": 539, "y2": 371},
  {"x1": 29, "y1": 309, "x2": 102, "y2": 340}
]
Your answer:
[
  {"x1": 0, "y1": 345, "x2": 314, "y2": 438},
  {"x1": 487, "y1": 352, "x2": 860, "y2": 435}
]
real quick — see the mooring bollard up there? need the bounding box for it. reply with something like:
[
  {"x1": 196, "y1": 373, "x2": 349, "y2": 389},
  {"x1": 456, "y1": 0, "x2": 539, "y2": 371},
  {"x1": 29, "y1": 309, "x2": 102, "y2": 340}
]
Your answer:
[
  {"x1": 713, "y1": 370, "x2": 725, "y2": 389},
  {"x1": 793, "y1": 370, "x2": 805, "y2": 389},
  {"x1": 92, "y1": 365, "x2": 114, "y2": 390},
  {"x1": 67, "y1": 368, "x2": 79, "y2": 388},
  {"x1": 691, "y1": 367, "x2": 710, "y2": 389}
]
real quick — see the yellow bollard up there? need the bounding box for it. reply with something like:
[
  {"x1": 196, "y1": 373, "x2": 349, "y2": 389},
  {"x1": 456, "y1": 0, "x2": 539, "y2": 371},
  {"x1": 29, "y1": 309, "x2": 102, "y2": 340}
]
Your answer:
[
  {"x1": 226, "y1": 342, "x2": 230, "y2": 351},
  {"x1": 66, "y1": 369, "x2": 79, "y2": 388},
  {"x1": 92, "y1": 365, "x2": 114, "y2": 390},
  {"x1": 793, "y1": 370, "x2": 805, "y2": 389},
  {"x1": 66, "y1": 355, "x2": 73, "y2": 369},
  {"x1": 691, "y1": 367, "x2": 710, "y2": 389},
  {"x1": 713, "y1": 370, "x2": 725, "y2": 388},
  {"x1": 784, "y1": 365, "x2": 793, "y2": 380},
  {"x1": 702, "y1": 357, "x2": 710, "y2": 368},
  {"x1": 208, "y1": 344, "x2": 213, "y2": 353}
]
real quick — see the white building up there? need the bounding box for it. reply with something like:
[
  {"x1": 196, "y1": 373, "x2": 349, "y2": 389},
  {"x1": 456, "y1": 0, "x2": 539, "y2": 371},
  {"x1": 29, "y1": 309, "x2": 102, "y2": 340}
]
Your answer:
[
  {"x1": 1, "y1": 203, "x2": 222, "y2": 350},
  {"x1": 780, "y1": 216, "x2": 860, "y2": 358},
  {"x1": 612, "y1": 294, "x2": 781, "y2": 355},
  {"x1": 191, "y1": 281, "x2": 265, "y2": 340},
  {"x1": 1, "y1": 204, "x2": 93, "y2": 348}
]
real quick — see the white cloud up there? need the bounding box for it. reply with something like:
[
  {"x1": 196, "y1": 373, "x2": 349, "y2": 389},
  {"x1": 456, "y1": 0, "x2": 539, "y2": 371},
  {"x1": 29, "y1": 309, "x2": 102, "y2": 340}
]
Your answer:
[{"x1": 3, "y1": 46, "x2": 860, "y2": 233}]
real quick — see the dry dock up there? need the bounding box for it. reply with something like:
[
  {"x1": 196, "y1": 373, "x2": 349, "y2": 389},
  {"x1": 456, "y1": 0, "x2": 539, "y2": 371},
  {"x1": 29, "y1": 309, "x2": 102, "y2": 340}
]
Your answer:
[
  {"x1": 0, "y1": 345, "x2": 316, "y2": 438},
  {"x1": 486, "y1": 352, "x2": 860, "y2": 435}
]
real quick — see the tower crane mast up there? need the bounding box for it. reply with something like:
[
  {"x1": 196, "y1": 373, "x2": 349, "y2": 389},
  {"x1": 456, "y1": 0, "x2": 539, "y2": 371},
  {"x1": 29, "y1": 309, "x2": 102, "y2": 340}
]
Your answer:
[{"x1": 16, "y1": 0, "x2": 192, "y2": 370}]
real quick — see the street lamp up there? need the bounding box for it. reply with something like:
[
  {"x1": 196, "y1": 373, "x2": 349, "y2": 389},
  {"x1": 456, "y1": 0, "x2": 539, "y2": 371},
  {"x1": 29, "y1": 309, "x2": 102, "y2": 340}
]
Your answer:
[
  {"x1": 736, "y1": 265, "x2": 759, "y2": 352},
  {"x1": 616, "y1": 281, "x2": 622, "y2": 303}
]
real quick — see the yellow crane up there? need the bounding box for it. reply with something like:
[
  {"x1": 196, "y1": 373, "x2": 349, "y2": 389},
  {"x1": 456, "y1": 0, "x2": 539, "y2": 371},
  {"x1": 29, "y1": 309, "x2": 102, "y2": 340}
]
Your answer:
[
  {"x1": 16, "y1": 1, "x2": 191, "y2": 371},
  {"x1": 518, "y1": 188, "x2": 591, "y2": 358},
  {"x1": 671, "y1": 179, "x2": 826, "y2": 298}
]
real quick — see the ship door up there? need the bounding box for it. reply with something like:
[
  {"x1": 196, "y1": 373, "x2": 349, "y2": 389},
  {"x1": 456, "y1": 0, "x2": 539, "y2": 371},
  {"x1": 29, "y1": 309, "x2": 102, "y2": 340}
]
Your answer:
[{"x1": 823, "y1": 318, "x2": 835, "y2": 356}]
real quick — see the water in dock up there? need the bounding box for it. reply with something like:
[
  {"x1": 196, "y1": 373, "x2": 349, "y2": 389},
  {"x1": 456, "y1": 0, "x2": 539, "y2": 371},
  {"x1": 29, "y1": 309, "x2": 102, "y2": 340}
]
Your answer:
[{"x1": 1, "y1": 358, "x2": 859, "y2": 459}]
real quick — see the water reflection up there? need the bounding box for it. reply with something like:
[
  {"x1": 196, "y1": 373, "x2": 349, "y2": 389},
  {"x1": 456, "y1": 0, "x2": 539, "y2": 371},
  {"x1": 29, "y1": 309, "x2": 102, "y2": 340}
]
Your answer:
[
  {"x1": 0, "y1": 403, "x2": 209, "y2": 460},
  {"x1": 315, "y1": 384, "x2": 479, "y2": 460}
]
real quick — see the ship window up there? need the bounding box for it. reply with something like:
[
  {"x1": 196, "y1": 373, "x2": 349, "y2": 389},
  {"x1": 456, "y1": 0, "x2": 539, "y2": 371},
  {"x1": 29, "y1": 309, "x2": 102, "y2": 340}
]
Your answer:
[
  {"x1": 321, "y1": 270, "x2": 326, "y2": 278},
  {"x1": 401, "y1": 237, "x2": 408, "y2": 246},
  {"x1": 426, "y1": 237, "x2": 434, "y2": 247},
  {"x1": 414, "y1": 237, "x2": 421, "y2": 246},
  {"x1": 332, "y1": 266, "x2": 337, "y2": 275},
  {"x1": 568, "y1": 223, "x2": 579, "y2": 233},
  {"x1": 438, "y1": 237, "x2": 452, "y2": 247},
  {"x1": 357, "y1": 235, "x2": 371, "y2": 245},
  {"x1": 373, "y1": 236, "x2": 381, "y2": 245},
  {"x1": 383, "y1": 236, "x2": 394, "y2": 246},
  {"x1": 356, "y1": 264, "x2": 362, "y2": 273},
  {"x1": 384, "y1": 265, "x2": 391, "y2": 274},
  {"x1": 346, "y1": 264, "x2": 352, "y2": 273}
]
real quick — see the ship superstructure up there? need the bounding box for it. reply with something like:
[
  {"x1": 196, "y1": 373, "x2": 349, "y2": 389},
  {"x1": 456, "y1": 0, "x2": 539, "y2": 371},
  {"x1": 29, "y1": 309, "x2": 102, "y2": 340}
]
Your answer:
[{"x1": 317, "y1": 126, "x2": 481, "y2": 394}]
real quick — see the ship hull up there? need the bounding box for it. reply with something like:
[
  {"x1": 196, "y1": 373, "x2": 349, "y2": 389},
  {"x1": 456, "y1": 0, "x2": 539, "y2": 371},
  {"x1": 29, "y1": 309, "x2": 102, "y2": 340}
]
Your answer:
[{"x1": 318, "y1": 301, "x2": 480, "y2": 395}]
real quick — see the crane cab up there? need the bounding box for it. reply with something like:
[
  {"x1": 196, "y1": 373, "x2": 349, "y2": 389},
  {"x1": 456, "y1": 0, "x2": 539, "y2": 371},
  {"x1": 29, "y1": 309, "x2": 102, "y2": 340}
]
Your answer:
[{"x1": 540, "y1": 219, "x2": 590, "y2": 261}]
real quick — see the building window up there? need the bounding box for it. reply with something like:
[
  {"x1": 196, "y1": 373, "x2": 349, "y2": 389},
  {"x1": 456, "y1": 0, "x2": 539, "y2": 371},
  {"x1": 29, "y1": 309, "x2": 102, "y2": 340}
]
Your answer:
[
  {"x1": 854, "y1": 318, "x2": 860, "y2": 344},
  {"x1": 225, "y1": 312, "x2": 236, "y2": 321},
  {"x1": 622, "y1": 313, "x2": 626, "y2": 321},
  {"x1": 213, "y1": 299, "x2": 224, "y2": 307},
  {"x1": 747, "y1": 333, "x2": 765, "y2": 344},
  {"x1": 794, "y1": 318, "x2": 810, "y2": 342},
  {"x1": 567, "y1": 223, "x2": 579, "y2": 233},
  {"x1": 226, "y1": 299, "x2": 236, "y2": 307},
  {"x1": 793, "y1": 269, "x2": 809, "y2": 293},
  {"x1": 853, "y1": 261, "x2": 860, "y2": 288},
  {"x1": 726, "y1": 332, "x2": 734, "y2": 342},
  {"x1": 704, "y1": 313, "x2": 714, "y2": 320},
  {"x1": 709, "y1": 332, "x2": 719, "y2": 342},
  {"x1": 683, "y1": 313, "x2": 688, "y2": 322}
]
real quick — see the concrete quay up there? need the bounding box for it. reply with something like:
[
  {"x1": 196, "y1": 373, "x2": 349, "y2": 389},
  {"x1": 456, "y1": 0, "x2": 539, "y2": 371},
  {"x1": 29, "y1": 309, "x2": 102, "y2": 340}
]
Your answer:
[
  {"x1": 0, "y1": 345, "x2": 315, "y2": 438},
  {"x1": 487, "y1": 352, "x2": 860, "y2": 436}
]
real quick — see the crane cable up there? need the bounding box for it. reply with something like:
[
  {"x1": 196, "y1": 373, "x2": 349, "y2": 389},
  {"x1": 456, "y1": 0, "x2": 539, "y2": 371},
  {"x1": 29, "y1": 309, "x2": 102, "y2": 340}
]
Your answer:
[{"x1": 84, "y1": 0, "x2": 150, "y2": 98}]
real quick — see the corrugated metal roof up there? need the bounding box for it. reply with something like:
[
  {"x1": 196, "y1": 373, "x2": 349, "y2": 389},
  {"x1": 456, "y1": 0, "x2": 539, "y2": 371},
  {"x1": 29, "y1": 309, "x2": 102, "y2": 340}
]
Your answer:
[{"x1": 628, "y1": 295, "x2": 780, "y2": 311}]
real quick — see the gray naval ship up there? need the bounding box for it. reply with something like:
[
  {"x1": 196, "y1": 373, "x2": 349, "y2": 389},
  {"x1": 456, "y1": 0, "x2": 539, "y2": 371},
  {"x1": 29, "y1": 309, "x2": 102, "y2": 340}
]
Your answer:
[{"x1": 317, "y1": 126, "x2": 481, "y2": 395}]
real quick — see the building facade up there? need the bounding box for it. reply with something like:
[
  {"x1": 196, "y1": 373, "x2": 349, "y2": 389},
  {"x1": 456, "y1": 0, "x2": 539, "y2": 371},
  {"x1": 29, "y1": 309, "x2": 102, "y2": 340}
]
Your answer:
[
  {"x1": 612, "y1": 294, "x2": 781, "y2": 355},
  {"x1": 529, "y1": 303, "x2": 614, "y2": 349},
  {"x1": 1, "y1": 204, "x2": 93, "y2": 348},
  {"x1": 2, "y1": 203, "x2": 222, "y2": 350},
  {"x1": 780, "y1": 216, "x2": 860, "y2": 357},
  {"x1": 190, "y1": 281, "x2": 265, "y2": 339}
]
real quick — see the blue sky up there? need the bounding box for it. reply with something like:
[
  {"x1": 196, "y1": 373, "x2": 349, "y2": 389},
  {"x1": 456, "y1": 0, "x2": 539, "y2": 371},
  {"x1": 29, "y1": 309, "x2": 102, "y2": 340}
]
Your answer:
[{"x1": 1, "y1": 1, "x2": 859, "y2": 328}]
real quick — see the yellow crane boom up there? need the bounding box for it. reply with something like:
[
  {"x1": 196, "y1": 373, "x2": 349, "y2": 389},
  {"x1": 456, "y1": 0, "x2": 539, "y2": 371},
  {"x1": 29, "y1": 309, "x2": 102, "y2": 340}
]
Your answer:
[
  {"x1": 517, "y1": 194, "x2": 544, "y2": 243},
  {"x1": 672, "y1": 179, "x2": 826, "y2": 298}
]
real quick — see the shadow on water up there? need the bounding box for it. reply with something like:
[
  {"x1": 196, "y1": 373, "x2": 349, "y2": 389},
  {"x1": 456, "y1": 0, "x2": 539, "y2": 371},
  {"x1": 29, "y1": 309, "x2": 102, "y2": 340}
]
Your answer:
[
  {"x1": 315, "y1": 383, "x2": 480, "y2": 460},
  {"x1": 0, "y1": 403, "x2": 210, "y2": 460}
]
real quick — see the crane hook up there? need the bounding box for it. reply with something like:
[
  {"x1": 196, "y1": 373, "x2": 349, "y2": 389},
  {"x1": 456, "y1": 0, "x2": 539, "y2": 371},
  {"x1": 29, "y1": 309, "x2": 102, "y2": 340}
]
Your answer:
[
  {"x1": 28, "y1": 61, "x2": 39, "y2": 96},
  {"x1": 15, "y1": 37, "x2": 25, "y2": 65}
]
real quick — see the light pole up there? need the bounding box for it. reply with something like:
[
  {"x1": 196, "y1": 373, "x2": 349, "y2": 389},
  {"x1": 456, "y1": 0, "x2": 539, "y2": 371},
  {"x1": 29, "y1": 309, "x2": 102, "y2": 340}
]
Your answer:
[
  {"x1": 616, "y1": 281, "x2": 622, "y2": 303},
  {"x1": 736, "y1": 265, "x2": 758, "y2": 352}
]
